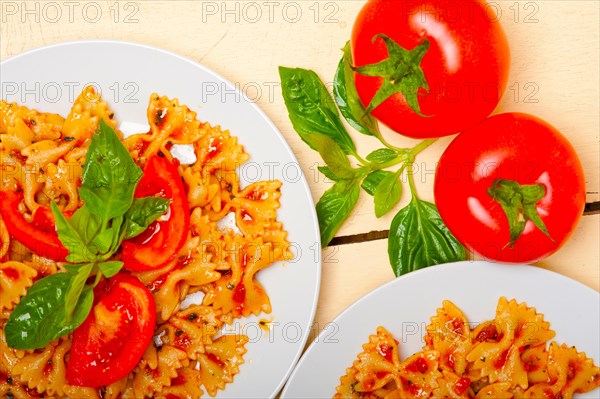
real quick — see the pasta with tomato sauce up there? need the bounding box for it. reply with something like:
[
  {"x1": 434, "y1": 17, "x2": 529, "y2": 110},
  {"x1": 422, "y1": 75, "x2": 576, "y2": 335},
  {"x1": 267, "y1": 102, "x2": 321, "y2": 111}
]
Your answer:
[
  {"x1": 335, "y1": 298, "x2": 599, "y2": 399},
  {"x1": 0, "y1": 87, "x2": 292, "y2": 398}
]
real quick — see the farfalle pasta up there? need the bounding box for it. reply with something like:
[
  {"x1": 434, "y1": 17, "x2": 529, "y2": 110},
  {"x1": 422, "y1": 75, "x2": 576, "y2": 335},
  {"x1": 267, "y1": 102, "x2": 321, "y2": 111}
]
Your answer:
[
  {"x1": 0, "y1": 87, "x2": 293, "y2": 398},
  {"x1": 335, "y1": 298, "x2": 600, "y2": 399}
]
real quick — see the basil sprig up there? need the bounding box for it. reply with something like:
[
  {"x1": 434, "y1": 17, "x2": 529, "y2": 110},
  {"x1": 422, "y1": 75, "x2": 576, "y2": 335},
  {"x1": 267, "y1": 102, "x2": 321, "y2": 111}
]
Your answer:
[
  {"x1": 389, "y1": 197, "x2": 466, "y2": 276},
  {"x1": 5, "y1": 120, "x2": 169, "y2": 350},
  {"x1": 279, "y1": 41, "x2": 465, "y2": 276}
]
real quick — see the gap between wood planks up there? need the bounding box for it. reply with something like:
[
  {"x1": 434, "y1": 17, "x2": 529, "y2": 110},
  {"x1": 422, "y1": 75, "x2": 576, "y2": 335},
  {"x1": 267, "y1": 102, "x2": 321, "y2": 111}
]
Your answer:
[{"x1": 328, "y1": 201, "x2": 600, "y2": 247}]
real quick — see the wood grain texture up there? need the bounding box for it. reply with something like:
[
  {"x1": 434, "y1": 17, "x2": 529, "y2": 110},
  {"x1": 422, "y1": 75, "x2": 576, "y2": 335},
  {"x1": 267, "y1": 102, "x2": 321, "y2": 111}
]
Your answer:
[
  {"x1": 1, "y1": 1, "x2": 597, "y2": 239},
  {"x1": 1, "y1": 1, "x2": 598, "y2": 318},
  {"x1": 311, "y1": 214, "x2": 600, "y2": 340}
]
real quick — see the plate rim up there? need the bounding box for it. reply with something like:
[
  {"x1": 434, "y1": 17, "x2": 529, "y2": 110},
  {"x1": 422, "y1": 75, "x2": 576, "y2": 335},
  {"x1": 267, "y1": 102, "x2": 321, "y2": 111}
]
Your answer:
[
  {"x1": 280, "y1": 260, "x2": 600, "y2": 398},
  {"x1": 1, "y1": 39, "x2": 323, "y2": 399}
]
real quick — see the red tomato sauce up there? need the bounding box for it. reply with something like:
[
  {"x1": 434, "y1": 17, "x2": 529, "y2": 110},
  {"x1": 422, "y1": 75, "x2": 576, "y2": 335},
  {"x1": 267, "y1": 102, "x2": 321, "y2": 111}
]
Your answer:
[
  {"x1": 2, "y1": 267, "x2": 19, "y2": 280},
  {"x1": 454, "y1": 377, "x2": 471, "y2": 395},
  {"x1": 377, "y1": 344, "x2": 394, "y2": 362},
  {"x1": 206, "y1": 353, "x2": 225, "y2": 368},
  {"x1": 405, "y1": 357, "x2": 429, "y2": 374}
]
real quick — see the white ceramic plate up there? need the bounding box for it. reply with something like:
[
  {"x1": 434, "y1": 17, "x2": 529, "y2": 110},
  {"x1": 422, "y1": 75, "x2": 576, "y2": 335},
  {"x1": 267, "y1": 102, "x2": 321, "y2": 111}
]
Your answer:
[
  {"x1": 281, "y1": 261, "x2": 600, "y2": 398},
  {"x1": 0, "y1": 41, "x2": 321, "y2": 398}
]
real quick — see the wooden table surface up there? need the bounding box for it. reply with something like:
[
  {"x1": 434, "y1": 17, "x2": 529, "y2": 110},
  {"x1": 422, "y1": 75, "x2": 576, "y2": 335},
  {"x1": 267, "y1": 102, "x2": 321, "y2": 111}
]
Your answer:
[{"x1": 2, "y1": 0, "x2": 598, "y2": 345}]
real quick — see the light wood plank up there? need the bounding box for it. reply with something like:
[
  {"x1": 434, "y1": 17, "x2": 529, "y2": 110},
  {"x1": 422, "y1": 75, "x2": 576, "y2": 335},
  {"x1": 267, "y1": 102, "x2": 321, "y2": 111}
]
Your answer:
[
  {"x1": 1, "y1": 1, "x2": 598, "y2": 238},
  {"x1": 1, "y1": 0, "x2": 598, "y2": 369},
  {"x1": 311, "y1": 214, "x2": 599, "y2": 339}
]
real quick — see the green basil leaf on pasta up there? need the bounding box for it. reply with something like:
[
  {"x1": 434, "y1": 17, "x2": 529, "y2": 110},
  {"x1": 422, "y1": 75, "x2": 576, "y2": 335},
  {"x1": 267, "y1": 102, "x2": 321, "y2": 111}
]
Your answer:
[
  {"x1": 92, "y1": 216, "x2": 126, "y2": 258},
  {"x1": 79, "y1": 120, "x2": 143, "y2": 226},
  {"x1": 50, "y1": 202, "x2": 97, "y2": 263},
  {"x1": 64, "y1": 263, "x2": 94, "y2": 318},
  {"x1": 69, "y1": 206, "x2": 102, "y2": 248},
  {"x1": 5, "y1": 272, "x2": 94, "y2": 350},
  {"x1": 124, "y1": 197, "x2": 171, "y2": 240},
  {"x1": 98, "y1": 261, "x2": 125, "y2": 278}
]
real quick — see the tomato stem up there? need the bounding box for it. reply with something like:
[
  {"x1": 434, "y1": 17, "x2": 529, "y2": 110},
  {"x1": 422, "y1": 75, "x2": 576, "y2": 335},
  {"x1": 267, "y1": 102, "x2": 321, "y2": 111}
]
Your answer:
[
  {"x1": 487, "y1": 178, "x2": 554, "y2": 246},
  {"x1": 353, "y1": 35, "x2": 430, "y2": 116},
  {"x1": 405, "y1": 139, "x2": 436, "y2": 199},
  {"x1": 407, "y1": 162, "x2": 418, "y2": 198},
  {"x1": 365, "y1": 138, "x2": 437, "y2": 172},
  {"x1": 352, "y1": 150, "x2": 369, "y2": 165},
  {"x1": 410, "y1": 138, "x2": 437, "y2": 158},
  {"x1": 375, "y1": 131, "x2": 406, "y2": 152},
  {"x1": 370, "y1": 154, "x2": 405, "y2": 171}
]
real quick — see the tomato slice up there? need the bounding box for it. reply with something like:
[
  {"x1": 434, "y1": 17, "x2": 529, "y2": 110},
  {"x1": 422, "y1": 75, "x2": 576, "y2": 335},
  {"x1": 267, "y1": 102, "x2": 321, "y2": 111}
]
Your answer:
[
  {"x1": 66, "y1": 273, "x2": 156, "y2": 387},
  {"x1": 30, "y1": 205, "x2": 58, "y2": 234},
  {"x1": 0, "y1": 190, "x2": 68, "y2": 262},
  {"x1": 121, "y1": 155, "x2": 190, "y2": 271}
]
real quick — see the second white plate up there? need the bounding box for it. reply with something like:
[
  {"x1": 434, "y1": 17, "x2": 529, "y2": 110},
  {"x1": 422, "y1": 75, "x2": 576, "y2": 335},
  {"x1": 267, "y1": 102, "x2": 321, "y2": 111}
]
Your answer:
[{"x1": 281, "y1": 261, "x2": 600, "y2": 398}]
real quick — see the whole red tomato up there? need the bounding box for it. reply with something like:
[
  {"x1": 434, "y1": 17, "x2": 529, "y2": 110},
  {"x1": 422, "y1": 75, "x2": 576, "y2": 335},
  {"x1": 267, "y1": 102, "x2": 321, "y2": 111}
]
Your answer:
[
  {"x1": 434, "y1": 113, "x2": 586, "y2": 263},
  {"x1": 351, "y1": 0, "x2": 510, "y2": 138}
]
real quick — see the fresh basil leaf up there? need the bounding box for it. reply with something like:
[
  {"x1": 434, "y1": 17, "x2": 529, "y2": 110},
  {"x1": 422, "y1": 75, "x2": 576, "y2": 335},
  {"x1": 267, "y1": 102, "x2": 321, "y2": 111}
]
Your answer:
[
  {"x1": 333, "y1": 42, "x2": 380, "y2": 136},
  {"x1": 388, "y1": 199, "x2": 465, "y2": 277},
  {"x1": 69, "y1": 206, "x2": 102, "y2": 247},
  {"x1": 73, "y1": 285, "x2": 94, "y2": 324},
  {"x1": 373, "y1": 172, "x2": 403, "y2": 218},
  {"x1": 64, "y1": 263, "x2": 94, "y2": 318},
  {"x1": 318, "y1": 166, "x2": 341, "y2": 182},
  {"x1": 5, "y1": 272, "x2": 93, "y2": 349},
  {"x1": 316, "y1": 179, "x2": 360, "y2": 247},
  {"x1": 108, "y1": 216, "x2": 127, "y2": 256},
  {"x1": 50, "y1": 202, "x2": 96, "y2": 263},
  {"x1": 92, "y1": 225, "x2": 117, "y2": 255},
  {"x1": 124, "y1": 197, "x2": 170, "y2": 240},
  {"x1": 79, "y1": 119, "x2": 143, "y2": 225},
  {"x1": 361, "y1": 170, "x2": 394, "y2": 196},
  {"x1": 92, "y1": 215, "x2": 125, "y2": 257},
  {"x1": 366, "y1": 148, "x2": 398, "y2": 164},
  {"x1": 279, "y1": 66, "x2": 356, "y2": 155},
  {"x1": 304, "y1": 133, "x2": 356, "y2": 180},
  {"x1": 7, "y1": 121, "x2": 155, "y2": 351},
  {"x1": 63, "y1": 264, "x2": 82, "y2": 273},
  {"x1": 98, "y1": 261, "x2": 124, "y2": 278}
]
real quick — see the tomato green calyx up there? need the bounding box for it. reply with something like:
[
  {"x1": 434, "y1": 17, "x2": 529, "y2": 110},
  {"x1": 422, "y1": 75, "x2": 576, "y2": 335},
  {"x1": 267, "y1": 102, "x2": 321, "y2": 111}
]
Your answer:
[
  {"x1": 353, "y1": 34, "x2": 430, "y2": 116},
  {"x1": 487, "y1": 179, "x2": 554, "y2": 247}
]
